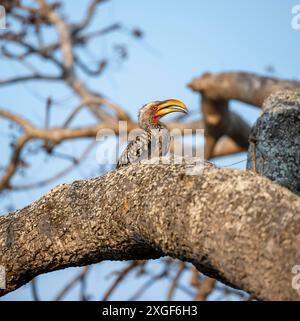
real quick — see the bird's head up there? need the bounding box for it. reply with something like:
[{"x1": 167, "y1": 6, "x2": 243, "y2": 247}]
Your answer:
[{"x1": 138, "y1": 99, "x2": 188, "y2": 129}]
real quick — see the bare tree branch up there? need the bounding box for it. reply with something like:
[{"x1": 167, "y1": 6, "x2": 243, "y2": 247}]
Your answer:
[
  {"x1": 0, "y1": 108, "x2": 202, "y2": 191},
  {"x1": 0, "y1": 74, "x2": 60, "y2": 86},
  {"x1": 102, "y1": 261, "x2": 140, "y2": 301},
  {"x1": 188, "y1": 71, "x2": 300, "y2": 160},
  {"x1": 193, "y1": 277, "x2": 216, "y2": 301},
  {"x1": 54, "y1": 266, "x2": 89, "y2": 301},
  {"x1": 0, "y1": 162, "x2": 299, "y2": 300},
  {"x1": 166, "y1": 262, "x2": 186, "y2": 300},
  {"x1": 189, "y1": 71, "x2": 300, "y2": 108}
]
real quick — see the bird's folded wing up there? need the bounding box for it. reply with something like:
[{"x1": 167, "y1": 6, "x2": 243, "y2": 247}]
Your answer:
[{"x1": 116, "y1": 131, "x2": 152, "y2": 168}]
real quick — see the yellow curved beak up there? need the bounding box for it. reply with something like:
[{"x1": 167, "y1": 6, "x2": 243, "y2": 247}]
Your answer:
[{"x1": 155, "y1": 99, "x2": 188, "y2": 118}]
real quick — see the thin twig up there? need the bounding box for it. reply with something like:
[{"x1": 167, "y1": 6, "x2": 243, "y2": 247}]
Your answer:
[
  {"x1": 54, "y1": 266, "x2": 89, "y2": 301},
  {"x1": 102, "y1": 261, "x2": 140, "y2": 301},
  {"x1": 31, "y1": 278, "x2": 40, "y2": 301},
  {"x1": 166, "y1": 262, "x2": 186, "y2": 300}
]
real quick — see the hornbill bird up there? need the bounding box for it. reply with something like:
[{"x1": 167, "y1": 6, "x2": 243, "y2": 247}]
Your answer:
[{"x1": 117, "y1": 99, "x2": 188, "y2": 168}]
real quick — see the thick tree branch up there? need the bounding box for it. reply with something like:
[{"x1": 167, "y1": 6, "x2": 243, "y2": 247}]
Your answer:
[
  {"x1": 0, "y1": 162, "x2": 299, "y2": 300},
  {"x1": 189, "y1": 71, "x2": 300, "y2": 108},
  {"x1": 188, "y1": 72, "x2": 300, "y2": 159}
]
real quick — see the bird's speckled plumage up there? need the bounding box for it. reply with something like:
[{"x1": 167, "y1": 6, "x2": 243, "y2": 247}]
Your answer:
[{"x1": 117, "y1": 100, "x2": 187, "y2": 168}]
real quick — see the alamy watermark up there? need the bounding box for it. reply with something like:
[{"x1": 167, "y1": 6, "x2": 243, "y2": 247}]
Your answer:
[
  {"x1": 291, "y1": 5, "x2": 300, "y2": 30},
  {"x1": 0, "y1": 5, "x2": 6, "y2": 29},
  {"x1": 0, "y1": 265, "x2": 6, "y2": 289},
  {"x1": 292, "y1": 265, "x2": 300, "y2": 290},
  {"x1": 95, "y1": 122, "x2": 205, "y2": 175}
]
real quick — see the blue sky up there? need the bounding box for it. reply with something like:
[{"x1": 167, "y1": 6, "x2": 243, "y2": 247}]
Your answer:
[{"x1": 1, "y1": 0, "x2": 300, "y2": 300}]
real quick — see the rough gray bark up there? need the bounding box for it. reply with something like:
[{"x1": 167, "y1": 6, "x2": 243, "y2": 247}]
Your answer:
[
  {"x1": 247, "y1": 90, "x2": 300, "y2": 196},
  {"x1": 0, "y1": 162, "x2": 300, "y2": 300}
]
